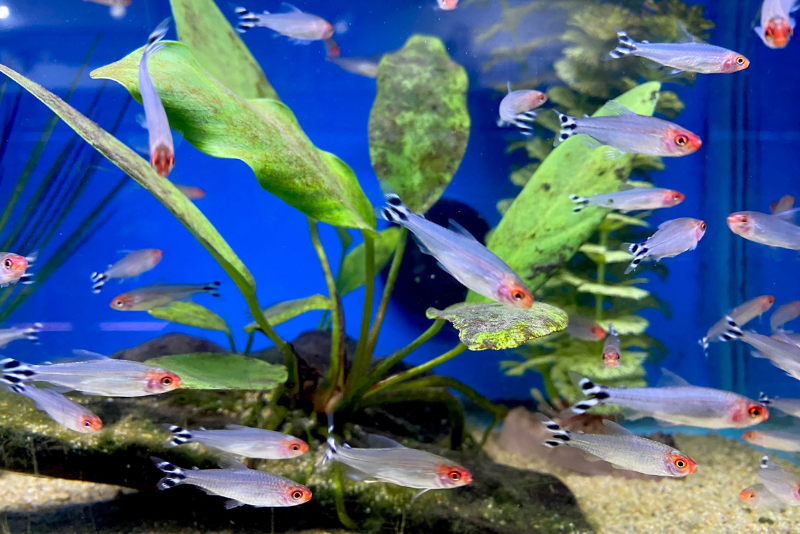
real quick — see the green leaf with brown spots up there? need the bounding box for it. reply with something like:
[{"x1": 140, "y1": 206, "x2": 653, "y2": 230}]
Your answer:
[
  {"x1": 368, "y1": 35, "x2": 470, "y2": 213},
  {"x1": 146, "y1": 353, "x2": 287, "y2": 390},
  {"x1": 426, "y1": 302, "x2": 568, "y2": 351},
  {"x1": 469, "y1": 82, "x2": 662, "y2": 300},
  {"x1": 169, "y1": 0, "x2": 278, "y2": 100},
  {"x1": 91, "y1": 43, "x2": 375, "y2": 232},
  {"x1": 148, "y1": 302, "x2": 229, "y2": 333},
  {"x1": 244, "y1": 294, "x2": 331, "y2": 333}
]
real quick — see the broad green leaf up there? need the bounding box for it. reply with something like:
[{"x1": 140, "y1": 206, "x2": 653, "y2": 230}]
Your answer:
[
  {"x1": 91, "y1": 43, "x2": 375, "y2": 232},
  {"x1": 598, "y1": 315, "x2": 649, "y2": 335},
  {"x1": 169, "y1": 0, "x2": 278, "y2": 100},
  {"x1": 578, "y1": 243, "x2": 633, "y2": 264},
  {"x1": 244, "y1": 294, "x2": 331, "y2": 333},
  {"x1": 576, "y1": 282, "x2": 649, "y2": 300},
  {"x1": 148, "y1": 302, "x2": 229, "y2": 333},
  {"x1": 337, "y1": 227, "x2": 402, "y2": 296},
  {"x1": 426, "y1": 302, "x2": 568, "y2": 351},
  {"x1": 0, "y1": 64, "x2": 257, "y2": 293},
  {"x1": 368, "y1": 35, "x2": 470, "y2": 214},
  {"x1": 146, "y1": 353, "x2": 286, "y2": 390},
  {"x1": 599, "y1": 212, "x2": 650, "y2": 232},
  {"x1": 474, "y1": 82, "x2": 662, "y2": 297}
]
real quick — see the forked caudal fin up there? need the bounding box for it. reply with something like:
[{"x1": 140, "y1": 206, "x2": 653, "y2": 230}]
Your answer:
[
  {"x1": 625, "y1": 243, "x2": 648, "y2": 274},
  {"x1": 167, "y1": 425, "x2": 193, "y2": 446},
  {"x1": 721, "y1": 315, "x2": 744, "y2": 341},
  {"x1": 607, "y1": 29, "x2": 638, "y2": 59},
  {"x1": 0, "y1": 358, "x2": 36, "y2": 386},
  {"x1": 203, "y1": 281, "x2": 222, "y2": 298},
  {"x1": 569, "y1": 376, "x2": 610, "y2": 414},
  {"x1": 151, "y1": 456, "x2": 186, "y2": 490},
  {"x1": 375, "y1": 193, "x2": 414, "y2": 226},
  {"x1": 569, "y1": 194, "x2": 590, "y2": 213},
  {"x1": 235, "y1": 7, "x2": 263, "y2": 33},
  {"x1": 554, "y1": 111, "x2": 577, "y2": 146},
  {"x1": 90, "y1": 271, "x2": 108, "y2": 293},
  {"x1": 534, "y1": 413, "x2": 571, "y2": 448}
]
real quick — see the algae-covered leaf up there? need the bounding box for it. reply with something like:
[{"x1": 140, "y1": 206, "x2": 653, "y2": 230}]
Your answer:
[
  {"x1": 244, "y1": 294, "x2": 331, "y2": 333},
  {"x1": 169, "y1": 0, "x2": 278, "y2": 100},
  {"x1": 368, "y1": 35, "x2": 470, "y2": 214},
  {"x1": 576, "y1": 282, "x2": 649, "y2": 300},
  {"x1": 91, "y1": 43, "x2": 374, "y2": 232},
  {"x1": 337, "y1": 227, "x2": 402, "y2": 296},
  {"x1": 0, "y1": 64, "x2": 257, "y2": 293},
  {"x1": 426, "y1": 302, "x2": 568, "y2": 351},
  {"x1": 146, "y1": 353, "x2": 287, "y2": 390},
  {"x1": 149, "y1": 302, "x2": 229, "y2": 333},
  {"x1": 478, "y1": 82, "x2": 662, "y2": 295},
  {"x1": 598, "y1": 315, "x2": 649, "y2": 335}
]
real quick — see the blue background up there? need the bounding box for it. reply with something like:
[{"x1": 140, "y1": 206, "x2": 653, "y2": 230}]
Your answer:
[{"x1": 0, "y1": 0, "x2": 797, "y2": 402}]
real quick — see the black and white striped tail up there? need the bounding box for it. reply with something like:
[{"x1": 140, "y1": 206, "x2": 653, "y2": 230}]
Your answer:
[
  {"x1": 554, "y1": 111, "x2": 577, "y2": 146},
  {"x1": 608, "y1": 30, "x2": 637, "y2": 59},
  {"x1": 760, "y1": 456, "x2": 770, "y2": 469},
  {"x1": 23, "y1": 323, "x2": 41, "y2": 344},
  {"x1": 167, "y1": 425, "x2": 193, "y2": 446},
  {"x1": 0, "y1": 358, "x2": 36, "y2": 386},
  {"x1": 90, "y1": 272, "x2": 108, "y2": 293},
  {"x1": 235, "y1": 7, "x2": 261, "y2": 33},
  {"x1": 569, "y1": 194, "x2": 590, "y2": 213},
  {"x1": 376, "y1": 193, "x2": 413, "y2": 225},
  {"x1": 203, "y1": 281, "x2": 222, "y2": 298},
  {"x1": 721, "y1": 315, "x2": 743, "y2": 341},
  {"x1": 625, "y1": 243, "x2": 648, "y2": 274},
  {"x1": 145, "y1": 18, "x2": 171, "y2": 56},
  {"x1": 538, "y1": 417, "x2": 571, "y2": 448},
  {"x1": 323, "y1": 414, "x2": 337, "y2": 464},
  {"x1": 569, "y1": 377, "x2": 610, "y2": 415},
  {"x1": 759, "y1": 392, "x2": 771, "y2": 404},
  {"x1": 151, "y1": 457, "x2": 186, "y2": 490},
  {"x1": 19, "y1": 272, "x2": 35, "y2": 285}
]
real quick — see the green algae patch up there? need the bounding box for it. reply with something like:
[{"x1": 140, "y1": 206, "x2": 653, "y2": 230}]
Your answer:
[
  {"x1": 0, "y1": 64, "x2": 257, "y2": 293},
  {"x1": 368, "y1": 35, "x2": 470, "y2": 213},
  {"x1": 426, "y1": 302, "x2": 568, "y2": 351},
  {"x1": 244, "y1": 294, "x2": 331, "y2": 333},
  {"x1": 146, "y1": 353, "x2": 287, "y2": 390},
  {"x1": 169, "y1": 0, "x2": 278, "y2": 100},
  {"x1": 477, "y1": 82, "x2": 662, "y2": 296},
  {"x1": 149, "y1": 302, "x2": 229, "y2": 332},
  {"x1": 337, "y1": 226, "x2": 402, "y2": 296},
  {"x1": 92, "y1": 43, "x2": 375, "y2": 232}
]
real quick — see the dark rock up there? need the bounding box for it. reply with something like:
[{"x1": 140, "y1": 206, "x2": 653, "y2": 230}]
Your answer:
[{"x1": 111, "y1": 333, "x2": 227, "y2": 362}]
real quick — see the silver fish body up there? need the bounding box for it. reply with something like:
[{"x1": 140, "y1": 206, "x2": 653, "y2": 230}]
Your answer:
[
  {"x1": 498, "y1": 84, "x2": 547, "y2": 134},
  {"x1": 771, "y1": 301, "x2": 800, "y2": 332},
  {"x1": 740, "y1": 483, "x2": 786, "y2": 510},
  {"x1": 110, "y1": 282, "x2": 220, "y2": 311},
  {"x1": 569, "y1": 371, "x2": 769, "y2": 429},
  {"x1": 569, "y1": 187, "x2": 684, "y2": 213},
  {"x1": 538, "y1": 415, "x2": 696, "y2": 477},
  {"x1": 727, "y1": 211, "x2": 800, "y2": 250},
  {"x1": 167, "y1": 424, "x2": 308, "y2": 459},
  {"x1": 91, "y1": 249, "x2": 163, "y2": 293},
  {"x1": 152, "y1": 457, "x2": 311, "y2": 508},
  {"x1": 602, "y1": 323, "x2": 621, "y2": 368},
  {"x1": 764, "y1": 397, "x2": 800, "y2": 417},
  {"x1": 724, "y1": 318, "x2": 800, "y2": 381},
  {"x1": 555, "y1": 102, "x2": 702, "y2": 157},
  {"x1": 139, "y1": 19, "x2": 175, "y2": 178},
  {"x1": 758, "y1": 457, "x2": 800, "y2": 507},
  {"x1": 236, "y1": 5, "x2": 333, "y2": 41},
  {"x1": 625, "y1": 218, "x2": 706, "y2": 274},
  {"x1": 699, "y1": 295, "x2": 775, "y2": 349},
  {"x1": 377, "y1": 193, "x2": 533, "y2": 308},
  {"x1": 328, "y1": 56, "x2": 379, "y2": 78},
  {"x1": 10, "y1": 383, "x2": 102, "y2": 433},
  {"x1": 1, "y1": 358, "x2": 181, "y2": 397},
  {"x1": 608, "y1": 25, "x2": 748, "y2": 74},
  {"x1": 743, "y1": 430, "x2": 800, "y2": 452},
  {"x1": 0, "y1": 323, "x2": 41, "y2": 348},
  {"x1": 324, "y1": 434, "x2": 471, "y2": 490}
]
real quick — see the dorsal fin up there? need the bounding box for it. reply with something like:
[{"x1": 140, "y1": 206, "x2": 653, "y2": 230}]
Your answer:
[
  {"x1": 657, "y1": 368, "x2": 691, "y2": 388},
  {"x1": 448, "y1": 219, "x2": 479, "y2": 241},
  {"x1": 601, "y1": 419, "x2": 635, "y2": 437},
  {"x1": 774, "y1": 207, "x2": 800, "y2": 224},
  {"x1": 617, "y1": 183, "x2": 637, "y2": 192},
  {"x1": 219, "y1": 456, "x2": 248, "y2": 470},
  {"x1": 281, "y1": 2, "x2": 303, "y2": 12},
  {"x1": 366, "y1": 433, "x2": 406, "y2": 449},
  {"x1": 602, "y1": 101, "x2": 636, "y2": 117},
  {"x1": 674, "y1": 21, "x2": 697, "y2": 43},
  {"x1": 506, "y1": 81, "x2": 512, "y2": 94}
]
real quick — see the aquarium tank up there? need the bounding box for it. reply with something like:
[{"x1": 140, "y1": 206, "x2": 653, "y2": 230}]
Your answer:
[{"x1": 1, "y1": 0, "x2": 800, "y2": 532}]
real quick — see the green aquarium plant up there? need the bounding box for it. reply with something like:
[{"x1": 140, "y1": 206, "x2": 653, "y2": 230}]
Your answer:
[{"x1": 0, "y1": 38, "x2": 128, "y2": 323}]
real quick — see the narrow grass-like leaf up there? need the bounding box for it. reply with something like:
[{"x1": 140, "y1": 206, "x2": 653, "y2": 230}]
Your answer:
[
  {"x1": 148, "y1": 302, "x2": 229, "y2": 333},
  {"x1": 244, "y1": 294, "x2": 331, "y2": 333}
]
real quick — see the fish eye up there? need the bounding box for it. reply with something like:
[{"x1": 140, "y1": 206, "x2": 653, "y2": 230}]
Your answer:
[
  {"x1": 290, "y1": 443, "x2": 300, "y2": 451},
  {"x1": 674, "y1": 134, "x2": 689, "y2": 146},
  {"x1": 700, "y1": 222, "x2": 707, "y2": 231},
  {"x1": 736, "y1": 57, "x2": 745, "y2": 65},
  {"x1": 512, "y1": 290, "x2": 524, "y2": 300},
  {"x1": 3, "y1": 259, "x2": 11, "y2": 268},
  {"x1": 749, "y1": 406, "x2": 762, "y2": 417},
  {"x1": 114, "y1": 300, "x2": 124, "y2": 307},
  {"x1": 766, "y1": 28, "x2": 774, "y2": 38},
  {"x1": 448, "y1": 470, "x2": 462, "y2": 481},
  {"x1": 160, "y1": 376, "x2": 173, "y2": 386},
  {"x1": 673, "y1": 194, "x2": 681, "y2": 200},
  {"x1": 84, "y1": 419, "x2": 92, "y2": 427},
  {"x1": 291, "y1": 489, "x2": 304, "y2": 500},
  {"x1": 674, "y1": 459, "x2": 687, "y2": 469}
]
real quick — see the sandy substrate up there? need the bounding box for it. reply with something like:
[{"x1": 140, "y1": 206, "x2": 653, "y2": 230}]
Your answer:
[
  {"x1": 0, "y1": 471, "x2": 128, "y2": 512},
  {"x1": 486, "y1": 433, "x2": 800, "y2": 534}
]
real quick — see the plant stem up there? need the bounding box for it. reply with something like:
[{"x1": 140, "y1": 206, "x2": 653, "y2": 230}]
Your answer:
[
  {"x1": 363, "y1": 343, "x2": 466, "y2": 400},
  {"x1": 365, "y1": 227, "x2": 407, "y2": 358},
  {"x1": 595, "y1": 228, "x2": 608, "y2": 321},
  {"x1": 347, "y1": 231, "x2": 375, "y2": 390},
  {"x1": 226, "y1": 331, "x2": 237, "y2": 353},
  {"x1": 309, "y1": 219, "x2": 343, "y2": 392},
  {"x1": 332, "y1": 464, "x2": 357, "y2": 529},
  {"x1": 244, "y1": 330, "x2": 254, "y2": 355},
  {"x1": 340, "y1": 319, "x2": 444, "y2": 409}
]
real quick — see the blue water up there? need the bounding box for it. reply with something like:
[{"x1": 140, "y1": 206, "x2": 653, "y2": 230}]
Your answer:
[{"x1": 1, "y1": 0, "x2": 799, "y2": 405}]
